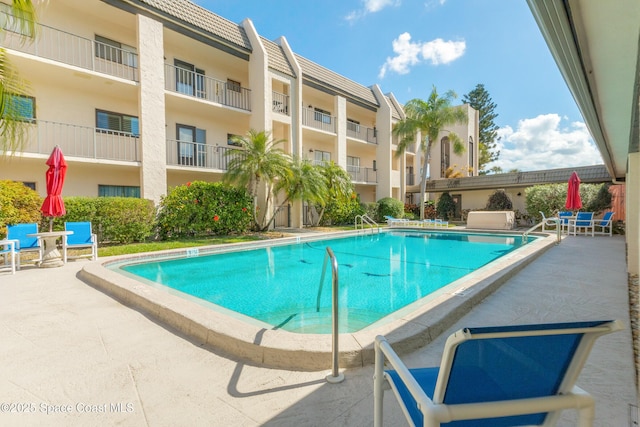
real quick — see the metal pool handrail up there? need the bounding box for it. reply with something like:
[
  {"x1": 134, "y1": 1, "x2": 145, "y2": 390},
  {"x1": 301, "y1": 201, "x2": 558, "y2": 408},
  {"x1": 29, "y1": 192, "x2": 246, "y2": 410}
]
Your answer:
[
  {"x1": 355, "y1": 213, "x2": 380, "y2": 233},
  {"x1": 523, "y1": 218, "x2": 561, "y2": 244},
  {"x1": 317, "y1": 247, "x2": 344, "y2": 384}
]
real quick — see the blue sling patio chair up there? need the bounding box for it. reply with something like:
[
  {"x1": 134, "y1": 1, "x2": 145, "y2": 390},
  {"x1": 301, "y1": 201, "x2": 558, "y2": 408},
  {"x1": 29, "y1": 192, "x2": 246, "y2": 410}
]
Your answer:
[
  {"x1": 374, "y1": 319, "x2": 622, "y2": 427},
  {"x1": 7, "y1": 223, "x2": 43, "y2": 270},
  {"x1": 569, "y1": 212, "x2": 595, "y2": 236},
  {"x1": 62, "y1": 221, "x2": 98, "y2": 262},
  {"x1": 593, "y1": 212, "x2": 615, "y2": 236}
]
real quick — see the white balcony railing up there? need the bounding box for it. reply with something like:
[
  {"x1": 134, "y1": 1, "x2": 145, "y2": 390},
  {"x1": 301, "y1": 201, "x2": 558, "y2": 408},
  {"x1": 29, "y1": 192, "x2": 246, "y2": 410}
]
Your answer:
[
  {"x1": 0, "y1": 9, "x2": 138, "y2": 81},
  {"x1": 272, "y1": 91, "x2": 290, "y2": 115},
  {"x1": 166, "y1": 140, "x2": 244, "y2": 170},
  {"x1": 346, "y1": 122, "x2": 377, "y2": 144},
  {"x1": 348, "y1": 167, "x2": 377, "y2": 184},
  {"x1": 14, "y1": 120, "x2": 140, "y2": 161},
  {"x1": 164, "y1": 64, "x2": 251, "y2": 111},
  {"x1": 302, "y1": 107, "x2": 336, "y2": 133}
]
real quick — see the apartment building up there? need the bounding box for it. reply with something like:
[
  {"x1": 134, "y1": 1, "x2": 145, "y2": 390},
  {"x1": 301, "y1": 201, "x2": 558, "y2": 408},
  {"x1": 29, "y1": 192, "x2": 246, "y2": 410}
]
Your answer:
[{"x1": 0, "y1": 0, "x2": 478, "y2": 227}]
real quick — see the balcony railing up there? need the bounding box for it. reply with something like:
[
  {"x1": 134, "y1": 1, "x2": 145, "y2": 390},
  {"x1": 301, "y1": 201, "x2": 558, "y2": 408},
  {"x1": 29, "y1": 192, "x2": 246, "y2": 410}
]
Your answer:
[
  {"x1": 0, "y1": 10, "x2": 139, "y2": 81},
  {"x1": 346, "y1": 122, "x2": 377, "y2": 144},
  {"x1": 272, "y1": 91, "x2": 289, "y2": 115},
  {"x1": 406, "y1": 173, "x2": 416, "y2": 186},
  {"x1": 164, "y1": 64, "x2": 251, "y2": 111},
  {"x1": 348, "y1": 167, "x2": 377, "y2": 184},
  {"x1": 302, "y1": 107, "x2": 335, "y2": 133},
  {"x1": 166, "y1": 140, "x2": 244, "y2": 170},
  {"x1": 14, "y1": 120, "x2": 140, "y2": 161}
]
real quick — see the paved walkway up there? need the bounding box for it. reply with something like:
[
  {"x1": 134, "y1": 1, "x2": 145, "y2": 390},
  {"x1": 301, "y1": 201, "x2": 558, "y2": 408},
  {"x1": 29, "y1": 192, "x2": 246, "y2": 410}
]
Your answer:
[{"x1": 0, "y1": 234, "x2": 636, "y2": 426}]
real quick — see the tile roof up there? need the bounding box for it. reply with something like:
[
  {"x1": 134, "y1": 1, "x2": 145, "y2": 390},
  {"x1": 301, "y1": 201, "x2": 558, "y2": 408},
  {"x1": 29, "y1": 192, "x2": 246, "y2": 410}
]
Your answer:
[
  {"x1": 135, "y1": 1, "x2": 384, "y2": 109},
  {"x1": 295, "y1": 55, "x2": 379, "y2": 108},
  {"x1": 138, "y1": 0, "x2": 251, "y2": 51},
  {"x1": 261, "y1": 37, "x2": 295, "y2": 77}
]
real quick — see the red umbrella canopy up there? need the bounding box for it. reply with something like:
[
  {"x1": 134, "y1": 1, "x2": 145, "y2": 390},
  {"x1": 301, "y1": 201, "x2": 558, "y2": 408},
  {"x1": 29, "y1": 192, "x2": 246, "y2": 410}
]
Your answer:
[
  {"x1": 41, "y1": 145, "x2": 67, "y2": 218},
  {"x1": 565, "y1": 171, "x2": 582, "y2": 210}
]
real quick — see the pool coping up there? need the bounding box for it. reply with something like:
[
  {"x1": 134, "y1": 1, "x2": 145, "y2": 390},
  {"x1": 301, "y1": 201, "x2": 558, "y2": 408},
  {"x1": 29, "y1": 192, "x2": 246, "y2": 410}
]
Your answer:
[{"x1": 78, "y1": 228, "x2": 559, "y2": 371}]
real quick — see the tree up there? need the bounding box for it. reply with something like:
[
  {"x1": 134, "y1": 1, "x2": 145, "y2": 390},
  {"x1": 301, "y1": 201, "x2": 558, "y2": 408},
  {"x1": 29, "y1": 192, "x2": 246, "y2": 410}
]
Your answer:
[
  {"x1": 313, "y1": 161, "x2": 353, "y2": 226},
  {"x1": 394, "y1": 86, "x2": 468, "y2": 219},
  {"x1": 223, "y1": 129, "x2": 291, "y2": 231},
  {"x1": 0, "y1": 0, "x2": 37, "y2": 154},
  {"x1": 462, "y1": 84, "x2": 499, "y2": 173}
]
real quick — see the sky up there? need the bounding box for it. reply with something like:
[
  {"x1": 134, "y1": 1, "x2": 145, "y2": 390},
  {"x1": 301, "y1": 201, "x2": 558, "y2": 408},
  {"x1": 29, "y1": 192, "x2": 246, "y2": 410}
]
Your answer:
[{"x1": 193, "y1": 0, "x2": 604, "y2": 172}]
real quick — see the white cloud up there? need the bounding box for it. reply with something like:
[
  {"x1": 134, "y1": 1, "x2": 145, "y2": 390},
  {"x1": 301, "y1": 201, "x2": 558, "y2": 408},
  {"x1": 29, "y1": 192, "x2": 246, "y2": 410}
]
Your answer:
[
  {"x1": 379, "y1": 33, "x2": 465, "y2": 78},
  {"x1": 345, "y1": 0, "x2": 400, "y2": 22},
  {"x1": 486, "y1": 114, "x2": 602, "y2": 172}
]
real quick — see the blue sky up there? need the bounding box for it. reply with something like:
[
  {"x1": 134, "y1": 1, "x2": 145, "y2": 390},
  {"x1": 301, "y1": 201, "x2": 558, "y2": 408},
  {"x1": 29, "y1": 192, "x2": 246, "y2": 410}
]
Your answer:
[{"x1": 193, "y1": 0, "x2": 603, "y2": 172}]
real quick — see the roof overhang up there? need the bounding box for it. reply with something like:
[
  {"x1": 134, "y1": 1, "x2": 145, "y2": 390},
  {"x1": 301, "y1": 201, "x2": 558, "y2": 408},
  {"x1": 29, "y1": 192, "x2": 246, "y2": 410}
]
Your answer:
[{"x1": 527, "y1": 0, "x2": 640, "y2": 180}]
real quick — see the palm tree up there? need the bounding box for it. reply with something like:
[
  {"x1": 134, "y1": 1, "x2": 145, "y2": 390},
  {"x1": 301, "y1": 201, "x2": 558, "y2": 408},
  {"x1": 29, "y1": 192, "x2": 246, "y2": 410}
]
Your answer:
[
  {"x1": 0, "y1": 0, "x2": 37, "y2": 154},
  {"x1": 313, "y1": 161, "x2": 353, "y2": 226},
  {"x1": 223, "y1": 129, "x2": 291, "y2": 231},
  {"x1": 271, "y1": 156, "x2": 327, "y2": 229},
  {"x1": 394, "y1": 86, "x2": 468, "y2": 219}
]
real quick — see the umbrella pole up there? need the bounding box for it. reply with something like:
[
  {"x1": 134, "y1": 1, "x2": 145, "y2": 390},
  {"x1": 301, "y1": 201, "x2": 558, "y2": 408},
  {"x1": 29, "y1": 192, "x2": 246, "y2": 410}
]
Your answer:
[{"x1": 49, "y1": 217, "x2": 53, "y2": 232}]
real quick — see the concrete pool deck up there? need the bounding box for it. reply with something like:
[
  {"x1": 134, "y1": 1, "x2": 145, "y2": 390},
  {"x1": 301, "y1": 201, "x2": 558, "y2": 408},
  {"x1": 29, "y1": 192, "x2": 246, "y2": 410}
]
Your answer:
[{"x1": 0, "y1": 233, "x2": 637, "y2": 426}]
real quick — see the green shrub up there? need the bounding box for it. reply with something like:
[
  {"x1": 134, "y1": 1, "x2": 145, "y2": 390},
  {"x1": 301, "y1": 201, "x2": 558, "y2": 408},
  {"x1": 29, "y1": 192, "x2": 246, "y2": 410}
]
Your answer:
[
  {"x1": 436, "y1": 192, "x2": 456, "y2": 220},
  {"x1": 361, "y1": 202, "x2": 378, "y2": 220},
  {"x1": 320, "y1": 193, "x2": 364, "y2": 225},
  {"x1": 526, "y1": 183, "x2": 612, "y2": 221},
  {"x1": 376, "y1": 197, "x2": 404, "y2": 221},
  {"x1": 424, "y1": 201, "x2": 437, "y2": 219},
  {"x1": 45, "y1": 196, "x2": 154, "y2": 243},
  {"x1": 486, "y1": 189, "x2": 513, "y2": 210},
  {"x1": 96, "y1": 197, "x2": 156, "y2": 243},
  {"x1": 157, "y1": 181, "x2": 252, "y2": 238},
  {"x1": 0, "y1": 180, "x2": 42, "y2": 238}
]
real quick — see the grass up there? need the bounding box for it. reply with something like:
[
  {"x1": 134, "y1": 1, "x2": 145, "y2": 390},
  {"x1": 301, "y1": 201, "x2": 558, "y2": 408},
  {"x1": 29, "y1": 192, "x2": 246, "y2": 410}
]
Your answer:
[{"x1": 97, "y1": 235, "x2": 264, "y2": 257}]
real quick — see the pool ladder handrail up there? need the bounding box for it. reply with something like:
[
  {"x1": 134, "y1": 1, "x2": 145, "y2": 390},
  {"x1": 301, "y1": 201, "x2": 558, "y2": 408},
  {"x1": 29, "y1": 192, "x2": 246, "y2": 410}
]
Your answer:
[
  {"x1": 523, "y1": 217, "x2": 561, "y2": 245},
  {"x1": 355, "y1": 213, "x2": 380, "y2": 233},
  {"x1": 316, "y1": 246, "x2": 344, "y2": 384}
]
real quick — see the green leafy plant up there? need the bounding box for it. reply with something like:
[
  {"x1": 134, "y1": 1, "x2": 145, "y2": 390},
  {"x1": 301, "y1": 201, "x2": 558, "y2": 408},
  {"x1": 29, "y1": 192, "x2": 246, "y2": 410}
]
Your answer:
[
  {"x1": 486, "y1": 189, "x2": 513, "y2": 210},
  {"x1": 0, "y1": 180, "x2": 42, "y2": 238},
  {"x1": 436, "y1": 192, "x2": 456, "y2": 220},
  {"x1": 376, "y1": 197, "x2": 404, "y2": 221}
]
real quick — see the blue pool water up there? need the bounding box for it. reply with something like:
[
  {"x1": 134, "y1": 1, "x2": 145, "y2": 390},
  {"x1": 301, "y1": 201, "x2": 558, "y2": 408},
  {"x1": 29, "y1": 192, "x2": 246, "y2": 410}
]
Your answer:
[{"x1": 119, "y1": 230, "x2": 534, "y2": 333}]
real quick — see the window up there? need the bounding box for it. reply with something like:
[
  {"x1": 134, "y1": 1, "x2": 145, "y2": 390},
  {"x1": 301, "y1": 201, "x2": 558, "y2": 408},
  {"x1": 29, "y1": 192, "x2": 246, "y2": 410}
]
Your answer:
[
  {"x1": 314, "y1": 107, "x2": 332, "y2": 125},
  {"x1": 440, "y1": 136, "x2": 450, "y2": 178},
  {"x1": 314, "y1": 150, "x2": 331, "y2": 164},
  {"x1": 95, "y1": 35, "x2": 137, "y2": 67},
  {"x1": 177, "y1": 124, "x2": 206, "y2": 166},
  {"x1": 98, "y1": 185, "x2": 140, "y2": 198},
  {"x1": 5, "y1": 95, "x2": 35, "y2": 121},
  {"x1": 347, "y1": 119, "x2": 360, "y2": 133},
  {"x1": 96, "y1": 110, "x2": 139, "y2": 136},
  {"x1": 227, "y1": 79, "x2": 241, "y2": 93},
  {"x1": 21, "y1": 181, "x2": 36, "y2": 191},
  {"x1": 227, "y1": 133, "x2": 242, "y2": 147},
  {"x1": 468, "y1": 137, "x2": 474, "y2": 176},
  {"x1": 347, "y1": 156, "x2": 360, "y2": 173},
  {"x1": 175, "y1": 59, "x2": 205, "y2": 98}
]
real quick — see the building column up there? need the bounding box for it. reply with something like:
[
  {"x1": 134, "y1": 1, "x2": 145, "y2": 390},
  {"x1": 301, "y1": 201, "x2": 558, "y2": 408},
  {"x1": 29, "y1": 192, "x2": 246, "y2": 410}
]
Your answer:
[
  {"x1": 628, "y1": 152, "x2": 640, "y2": 276},
  {"x1": 137, "y1": 14, "x2": 166, "y2": 204},
  {"x1": 334, "y1": 96, "x2": 347, "y2": 169}
]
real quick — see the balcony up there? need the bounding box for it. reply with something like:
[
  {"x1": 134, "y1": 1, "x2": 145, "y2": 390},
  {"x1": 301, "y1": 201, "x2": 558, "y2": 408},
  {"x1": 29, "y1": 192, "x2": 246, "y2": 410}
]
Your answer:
[
  {"x1": 15, "y1": 120, "x2": 140, "y2": 161},
  {"x1": 164, "y1": 64, "x2": 251, "y2": 111},
  {"x1": 0, "y1": 10, "x2": 138, "y2": 81},
  {"x1": 302, "y1": 108, "x2": 335, "y2": 133},
  {"x1": 346, "y1": 122, "x2": 377, "y2": 144},
  {"x1": 272, "y1": 91, "x2": 289, "y2": 115},
  {"x1": 166, "y1": 140, "x2": 244, "y2": 171},
  {"x1": 348, "y1": 167, "x2": 377, "y2": 184}
]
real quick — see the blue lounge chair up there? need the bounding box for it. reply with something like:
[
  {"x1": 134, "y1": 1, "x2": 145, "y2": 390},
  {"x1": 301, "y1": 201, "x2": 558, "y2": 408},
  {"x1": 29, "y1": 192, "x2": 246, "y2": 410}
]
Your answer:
[
  {"x1": 0, "y1": 239, "x2": 17, "y2": 274},
  {"x1": 63, "y1": 221, "x2": 98, "y2": 262},
  {"x1": 385, "y1": 216, "x2": 410, "y2": 227},
  {"x1": 374, "y1": 320, "x2": 622, "y2": 427},
  {"x1": 7, "y1": 223, "x2": 43, "y2": 270},
  {"x1": 593, "y1": 212, "x2": 615, "y2": 236},
  {"x1": 569, "y1": 212, "x2": 595, "y2": 236}
]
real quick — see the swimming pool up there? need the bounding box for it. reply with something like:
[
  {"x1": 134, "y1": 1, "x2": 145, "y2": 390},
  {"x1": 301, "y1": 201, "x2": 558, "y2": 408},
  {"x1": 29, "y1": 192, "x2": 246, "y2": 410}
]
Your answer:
[
  {"x1": 81, "y1": 229, "x2": 556, "y2": 370},
  {"x1": 117, "y1": 230, "x2": 533, "y2": 334}
]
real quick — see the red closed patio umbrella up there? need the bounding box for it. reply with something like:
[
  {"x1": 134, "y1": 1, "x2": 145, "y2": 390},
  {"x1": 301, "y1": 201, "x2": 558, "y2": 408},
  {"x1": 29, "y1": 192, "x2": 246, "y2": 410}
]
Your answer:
[
  {"x1": 41, "y1": 145, "x2": 67, "y2": 231},
  {"x1": 565, "y1": 171, "x2": 582, "y2": 211}
]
